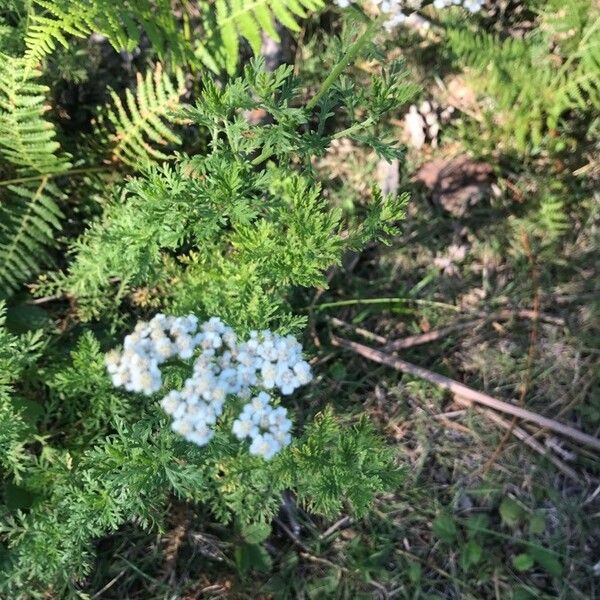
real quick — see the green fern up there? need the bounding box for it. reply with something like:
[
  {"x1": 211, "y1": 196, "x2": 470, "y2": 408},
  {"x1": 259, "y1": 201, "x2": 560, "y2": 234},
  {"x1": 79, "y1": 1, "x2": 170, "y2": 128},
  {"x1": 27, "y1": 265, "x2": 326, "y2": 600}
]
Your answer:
[
  {"x1": 0, "y1": 179, "x2": 64, "y2": 293},
  {"x1": 95, "y1": 63, "x2": 186, "y2": 168},
  {"x1": 0, "y1": 56, "x2": 69, "y2": 293},
  {"x1": 210, "y1": 0, "x2": 324, "y2": 74},
  {"x1": 24, "y1": 0, "x2": 90, "y2": 70},
  {"x1": 555, "y1": 14, "x2": 600, "y2": 121},
  {"x1": 26, "y1": 0, "x2": 323, "y2": 75},
  {"x1": 26, "y1": 0, "x2": 187, "y2": 68},
  {"x1": 446, "y1": 3, "x2": 600, "y2": 148},
  {"x1": 0, "y1": 57, "x2": 70, "y2": 174}
]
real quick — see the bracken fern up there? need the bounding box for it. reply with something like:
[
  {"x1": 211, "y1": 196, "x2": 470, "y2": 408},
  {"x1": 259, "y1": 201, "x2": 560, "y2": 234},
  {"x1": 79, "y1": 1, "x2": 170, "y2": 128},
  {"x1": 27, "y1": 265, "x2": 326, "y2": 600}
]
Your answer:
[{"x1": 95, "y1": 63, "x2": 187, "y2": 168}]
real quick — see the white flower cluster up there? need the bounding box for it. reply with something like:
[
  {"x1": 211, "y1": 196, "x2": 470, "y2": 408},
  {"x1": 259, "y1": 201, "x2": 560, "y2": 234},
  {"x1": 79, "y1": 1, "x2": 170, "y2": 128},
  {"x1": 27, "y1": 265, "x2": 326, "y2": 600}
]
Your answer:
[
  {"x1": 232, "y1": 392, "x2": 293, "y2": 460},
  {"x1": 104, "y1": 314, "x2": 200, "y2": 394},
  {"x1": 333, "y1": 0, "x2": 483, "y2": 31},
  {"x1": 106, "y1": 315, "x2": 313, "y2": 459}
]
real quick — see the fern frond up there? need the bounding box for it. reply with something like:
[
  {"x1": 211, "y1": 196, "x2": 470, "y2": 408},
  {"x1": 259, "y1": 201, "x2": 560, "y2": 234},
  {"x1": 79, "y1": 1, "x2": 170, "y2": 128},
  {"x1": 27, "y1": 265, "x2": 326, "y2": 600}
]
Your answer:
[
  {"x1": 24, "y1": 0, "x2": 90, "y2": 70},
  {"x1": 89, "y1": 0, "x2": 186, "y2": 59},
  {"x1": 96, "y1": 63, "x2": 186, "y2": 168},
  {"x1": 448, "y1": 5, "x2": 600, "y2": 147},
  {"x1": 212, "y1": 0, "x2": 324, "y2": 74},
  {"x1": 26, "y1": 0, "x2": 187, "y2": 67},
  {"x1": 0, "y1": 56, "x2": 69, "y2": 293},
  {"x1": 0, "y1": 56, "x2": 71, "y2": 174},
  {"x1": 0, "y1": 178, "x2": 64, "y2": 292},
  {"x1": 556, "y1": 15, "x2": 600, "y2": 117}
]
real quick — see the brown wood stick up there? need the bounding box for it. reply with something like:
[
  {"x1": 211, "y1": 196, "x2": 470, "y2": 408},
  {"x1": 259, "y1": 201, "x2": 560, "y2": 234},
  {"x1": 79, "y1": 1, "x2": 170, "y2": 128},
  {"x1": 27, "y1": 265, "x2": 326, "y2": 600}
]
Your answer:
[
  {"x1": 331, "y1": 334, "x2": 600, "y2": 452},
  {"x1": 496, "y1": 309, "x2": 563, "y2": 326},
  {"x1": 383, "y1": 320, "x2": 480, "y2": 351},
  {"x1": 382, "y1": 310, "x2": 564, "y2": 352}
]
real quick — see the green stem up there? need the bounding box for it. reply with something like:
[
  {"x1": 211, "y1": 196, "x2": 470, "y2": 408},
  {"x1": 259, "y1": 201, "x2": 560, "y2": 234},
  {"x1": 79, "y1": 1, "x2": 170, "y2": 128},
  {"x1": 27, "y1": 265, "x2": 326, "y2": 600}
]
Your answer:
[
  {"x1": 251, "y1": 147, "x2": 274, "y2": 166},
  {"x1": 306, "y1": 17, "x2": 380, "y2": 111},
  {"x1": 308, "y1": 297, "x2": 462, "y2": 312},
  {"x1": 332, "y1": 116, "x2": 375, "y2": 140},
  {"x1": 0, "y1": 166, "x2": 113, "y2": 188}
]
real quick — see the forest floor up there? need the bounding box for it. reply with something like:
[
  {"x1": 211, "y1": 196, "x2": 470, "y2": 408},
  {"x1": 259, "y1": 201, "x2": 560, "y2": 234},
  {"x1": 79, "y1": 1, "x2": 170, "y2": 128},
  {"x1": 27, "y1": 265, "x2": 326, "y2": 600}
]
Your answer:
[{"x1": 69, "y1": 17, "x2": 599, "y2": 600}]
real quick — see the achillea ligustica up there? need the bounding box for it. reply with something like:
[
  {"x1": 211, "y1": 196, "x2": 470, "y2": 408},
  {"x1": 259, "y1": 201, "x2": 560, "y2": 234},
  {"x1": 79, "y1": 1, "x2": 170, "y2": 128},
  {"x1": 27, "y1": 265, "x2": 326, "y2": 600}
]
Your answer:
[{"x1": 106, "y1": 315, "x2": 312, "y2": 459}]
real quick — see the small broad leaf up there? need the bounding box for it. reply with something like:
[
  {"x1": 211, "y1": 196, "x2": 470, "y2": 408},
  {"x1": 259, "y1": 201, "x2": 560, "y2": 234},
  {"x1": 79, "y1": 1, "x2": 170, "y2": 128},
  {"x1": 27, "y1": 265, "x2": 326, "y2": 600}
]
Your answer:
[
  {"x1": 466, "y1": 513, "x2": 490, "y2": 538},
  {"x1": 234, "y1": 542, "x2": 273, "y2": 574},
  {"x1": 499, "y1": 497, "x2": 523, "y2": 528},
  {"x1": 512, "y1": 587, "x2": 537, "y2": 600},
  {"x1": 512, "y1": 553, "x2": 534, "y2": 572},
  {"x1": 432, "y1": 513, "x2": 458, "y2": 543},
  {"x1": 528, "y1": 512, "x2": 545, "y2": 535},
  {"x1": 530, "y1": 546, "x2": 563, "y2": 577},
  {"x1": 460, "y1": 540, "x2": 482, "y2": 571},
  {"x1": 408, "y1": 561, "x2": 422, "y2": 583}
]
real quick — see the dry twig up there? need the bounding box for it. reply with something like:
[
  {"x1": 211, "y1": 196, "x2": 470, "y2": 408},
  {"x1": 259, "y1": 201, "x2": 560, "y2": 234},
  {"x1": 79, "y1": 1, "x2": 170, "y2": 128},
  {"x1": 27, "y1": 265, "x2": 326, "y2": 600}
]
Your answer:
[{"x1": 330, "y1": 334, "x2": 600, "y2": 452}]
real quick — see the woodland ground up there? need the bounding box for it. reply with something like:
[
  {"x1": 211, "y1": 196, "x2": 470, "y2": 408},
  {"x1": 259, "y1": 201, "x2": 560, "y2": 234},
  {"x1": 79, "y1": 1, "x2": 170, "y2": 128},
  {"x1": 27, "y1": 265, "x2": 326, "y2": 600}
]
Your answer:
[
  {"x1": 1, "y1": 3, "x2": 598, "y2": 599},
  {"x1": 81, "y1": 18, "x2": 599, "y2": 600}
]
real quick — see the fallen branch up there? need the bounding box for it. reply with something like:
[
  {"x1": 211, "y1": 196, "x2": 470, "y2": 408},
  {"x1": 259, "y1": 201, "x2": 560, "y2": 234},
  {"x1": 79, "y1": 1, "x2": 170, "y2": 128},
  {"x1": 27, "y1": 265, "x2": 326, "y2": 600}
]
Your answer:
[
  {"x1": 331, "y1": 334, "x2": 600, "y2": 452},
  {"x1": 383, "y1": 320, "x2": 479, "y2": 351},
  {"x1": 382, "y1": 310, "x2": 564, "y2": 352},
  {"x1": 327, "y1": 316, "x2": 388, "y2": 345},
  {"x1": 328, "y1": 310, "x2": 564, "y2": 355}
]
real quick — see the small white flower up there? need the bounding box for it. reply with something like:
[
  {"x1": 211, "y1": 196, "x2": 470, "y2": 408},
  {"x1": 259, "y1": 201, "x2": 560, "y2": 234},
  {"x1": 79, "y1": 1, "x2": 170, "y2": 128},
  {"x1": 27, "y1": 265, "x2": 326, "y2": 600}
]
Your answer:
[
  {"x1": 249, "y1": 432, "x2": 280, "y2": 459},
  {"x1": 172, "y1": 419, "x2": 193, "y2": 436},
  {"x1": 293, "y1": 361, "x2": 312, "y2": 385},
  {"x1": 261, "y1": 362, "x2": 278, "y2": 389},
  {"x1": 232, "y1": 416, "x2": 259, "y2": 440},
  {"x1": 108, "y1": 315, "x2": 313, "y2": 458},
  {"x1": 160, "y1": 391, "x2": 180, "y2": 415},
  {"x1": 275, "y1": 367, "x2": 298, "y2": 395},
  {"x1": 104, "y1": 350, "x2": 121, "y2": 373},
  {"x1": 273, "y1": 430, "x2": 292, "y2": 447},
  {"x1": 251, "y1": 392, "x2": 271, "y2": 412},
  {"x1": 185, "y1": 425, "x2": 214, "y2": 446}
]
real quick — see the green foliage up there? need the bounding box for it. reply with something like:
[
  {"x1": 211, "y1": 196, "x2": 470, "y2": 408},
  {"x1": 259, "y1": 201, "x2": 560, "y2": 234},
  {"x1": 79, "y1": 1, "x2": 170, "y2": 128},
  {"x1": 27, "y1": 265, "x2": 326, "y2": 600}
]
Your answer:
[
  {"x1": 0, "y1": 55, "x2": 69, "y2": 294},
  {"x1": 26, "y1": 0, "x2": 186, "y2": 66},
  {"x1": 0, "y1": 17, "x2": 417, "y2": 594},
  {"x1": 213, "y1": 0, "x2": 324, "y2": 74},
  {"x1": 431, "y1": 504, "x2": 565, "y2": 579},
  {"x1": 0, "y1": 339, "x2": 398, "y2": 592},
  {"x1": 446, "y1": 1, "x2": 600, "y2": 148},
  {"x1": 27, "y1": 0, "x2": 323, "y2": 74},
  {"x1": 281, "y1": 408, "x2": 401, "y2": 517},
  {"x1": 0, "y1": 303, "x2": 45, "y2": 482},
  {"x1": 45, "y1": 57, "x2": 413, "y2": 322},
  {"x1": 508, "y1": 186, "x2": 570, "y2": 259},
  {"x1": 95, "y1": 63, "x2": 187, "y2": 168}
]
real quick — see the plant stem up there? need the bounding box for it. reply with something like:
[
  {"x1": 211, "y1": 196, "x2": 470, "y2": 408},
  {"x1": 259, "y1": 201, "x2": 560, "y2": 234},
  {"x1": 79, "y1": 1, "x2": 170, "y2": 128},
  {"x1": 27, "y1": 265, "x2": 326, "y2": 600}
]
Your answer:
[
  {"x1": 332, "y1": 117, "x2": 375, "y2": 140},
  {"x1": 310, "y1": 296, "x2": 462, "y2": 312},
  {"x1": 306, "y1": 18, "x2": 379, "y2": 111},
  {"x1": 0, "y1": 166, "x2": 114, "y2": 188}
]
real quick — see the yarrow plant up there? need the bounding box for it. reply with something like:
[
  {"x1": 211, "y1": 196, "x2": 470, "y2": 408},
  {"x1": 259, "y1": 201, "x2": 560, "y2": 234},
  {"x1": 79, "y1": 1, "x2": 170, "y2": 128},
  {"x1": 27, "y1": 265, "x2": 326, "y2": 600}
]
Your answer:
[
  {"x1": 106, "y1": 315, "x2": 311, "y2": 458},
  {"x1": 0, "y1": 11, "x2": 413, "y2": 595}
]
